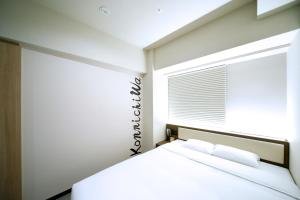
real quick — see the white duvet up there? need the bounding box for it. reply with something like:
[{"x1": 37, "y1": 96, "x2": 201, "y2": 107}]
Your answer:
[{"x1": 72, "y1": 141, "x2": 300, "y2": 200}]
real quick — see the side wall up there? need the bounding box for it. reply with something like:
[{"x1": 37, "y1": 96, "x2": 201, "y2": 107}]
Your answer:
[
  {"x1": 142, "y1": 50, "x2": 154, "y2": 151},
  {"x1": 21, "y1": 48, "x2": 140, "y2": 199},
  {"x1": 0, "y1": 0, "x2": 145, "y2": 73},
  {"x1": 143, "y1": 50, "x2": 168, "y2": 149},
  {"x1": 287, "y1": 32, "x2": 300, "y2": 185}
]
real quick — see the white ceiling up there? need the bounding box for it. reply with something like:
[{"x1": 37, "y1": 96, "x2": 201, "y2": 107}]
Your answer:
[{"x1": 31, "y1": 0, "x2": 231, "y2": 47}]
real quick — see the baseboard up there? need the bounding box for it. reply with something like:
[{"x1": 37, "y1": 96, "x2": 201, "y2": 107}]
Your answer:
[{"x1": 46, "y1": 188, "x2": 72, "y2": 200}]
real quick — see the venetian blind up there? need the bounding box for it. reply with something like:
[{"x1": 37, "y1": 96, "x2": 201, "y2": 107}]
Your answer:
[{"x1": 168, "y1": 66, "x2": 227, "y2": 127}]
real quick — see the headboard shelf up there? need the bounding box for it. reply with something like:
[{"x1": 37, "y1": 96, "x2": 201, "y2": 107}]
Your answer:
[{"x1": 166, "y1": 124, "x2": 289, "y2": 168}]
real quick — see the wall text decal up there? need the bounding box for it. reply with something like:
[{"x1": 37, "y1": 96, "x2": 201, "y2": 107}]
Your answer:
[{"x1": 130, "y1": 77, "x2": 142, "y2": 156}]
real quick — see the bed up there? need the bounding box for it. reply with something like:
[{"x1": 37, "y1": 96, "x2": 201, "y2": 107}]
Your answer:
[{"x1": 72, "y1": 125, "x2": 300, "y2": 200}]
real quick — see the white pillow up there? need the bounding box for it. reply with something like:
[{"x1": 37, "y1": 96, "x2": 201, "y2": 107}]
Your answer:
[
  {"x1": 183, "y1": 139, "x2": 215, "y2": 154},
  {"x1": 212, "y1": 144, "x2": 260, "y2": 167}
]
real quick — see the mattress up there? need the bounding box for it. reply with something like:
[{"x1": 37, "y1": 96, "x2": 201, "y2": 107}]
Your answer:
[{"x1": 72, "y1": 140, "x2": 300, "y2": 200}]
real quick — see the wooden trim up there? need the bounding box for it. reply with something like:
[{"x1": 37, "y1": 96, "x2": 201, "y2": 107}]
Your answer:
[
  {"x1": 284, "y1": 142, "x2": 290, "y2": 168},
  {"x1": 166, "y1": 124, "x2": 289, "y2": 168},
  {"x1": 46, "y1": 188, "x2": 72, "y2": 200},
  {"x1": 156, "y1": 140, "x2": 170, "y2": 147},
  {"x1": 0, "y1": 40, "x2": 21, "y2": 200},
  {"x1": 260, "y1": 159, "x2": 285, "y2": 167}
]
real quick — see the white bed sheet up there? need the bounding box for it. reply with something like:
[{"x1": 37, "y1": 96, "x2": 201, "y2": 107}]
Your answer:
[{"x1": 72, "y1": 141, "x2": 300, "y2": 200}]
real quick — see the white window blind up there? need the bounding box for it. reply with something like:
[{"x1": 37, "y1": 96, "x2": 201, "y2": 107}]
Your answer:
[{"x1": 168, "y1": 66, "x2": 227, "y2": 128}]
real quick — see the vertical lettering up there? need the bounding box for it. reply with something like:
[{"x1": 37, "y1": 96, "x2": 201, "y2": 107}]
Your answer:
[{"x1": 130, "y1": 77, "x2": 142, "y2": 156}]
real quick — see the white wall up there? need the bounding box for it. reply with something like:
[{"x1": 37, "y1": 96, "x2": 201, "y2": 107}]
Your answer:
[
  {"x1": 145, "y1": 2, "x2": 299, "y2": 147},
  {"x1": 257, "y1": 0, "x2": 299, "y2": 18},
  {"x1": 153, "y1": 1, "x2": 300, "y2": 69},
  {"x1": 153, "y1": 71, "x2": 168, "y2": 145},
  {"x1": 287, "y1": 32, "x2": 300, "y2": 185},
  {"x1": 21, "y1": 48, "x2": 141, "y2": 199},
  {"x1": 143, "y1": 50, "x2": 168, "y2": 149},
  {"x1": 0, "y1": 0, "x2": 145, "y2": 73},
  {"x1": 227, "y1": 53, "x2": 287, "y2": 138},
  {"x1": 142, "y1": 50, "x2": 154, "y2": 151}
]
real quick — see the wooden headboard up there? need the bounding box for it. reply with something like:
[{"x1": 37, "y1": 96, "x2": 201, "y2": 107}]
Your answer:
[{"x1": 166, "y1": 124, "x2": 289, "y2": 168}]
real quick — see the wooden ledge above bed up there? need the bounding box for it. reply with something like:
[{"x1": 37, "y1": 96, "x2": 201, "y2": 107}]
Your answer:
[{"x1": 166, "y1": 124, "x2": 289, "y2": 169}]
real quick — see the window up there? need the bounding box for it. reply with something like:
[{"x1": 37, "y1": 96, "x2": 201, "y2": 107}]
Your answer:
[
  {"x1": 168, "y1": 66, "x2": 227, "y2": 129},
  {"x1": 167, "y1": 53, "x2": 287, "y2": 138}
]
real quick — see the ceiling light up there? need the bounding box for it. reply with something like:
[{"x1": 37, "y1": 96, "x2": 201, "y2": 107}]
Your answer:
[
  {"x1": 157, "y1": 8, "x2": 163, "y2": 13},
  {"x1": 98, "y1": 6, "x2": 110, "y2": 15}
]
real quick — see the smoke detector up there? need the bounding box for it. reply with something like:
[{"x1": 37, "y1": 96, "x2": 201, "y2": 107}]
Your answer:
[{"x1": 98, "y1": 6, "x2": 111, "y2": 15}]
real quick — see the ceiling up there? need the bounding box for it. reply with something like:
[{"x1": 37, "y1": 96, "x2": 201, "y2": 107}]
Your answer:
[{"x1": 31, "y1": 0, "x2": 231, "y2": 47}]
